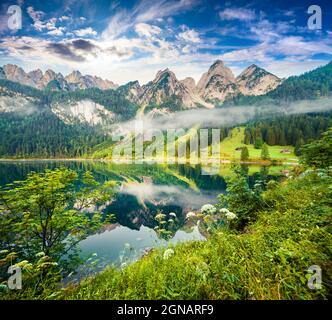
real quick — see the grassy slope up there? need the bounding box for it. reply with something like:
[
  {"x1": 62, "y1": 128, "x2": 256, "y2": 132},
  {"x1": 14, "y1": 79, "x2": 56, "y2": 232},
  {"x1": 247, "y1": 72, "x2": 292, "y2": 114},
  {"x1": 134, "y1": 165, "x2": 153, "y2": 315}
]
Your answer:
[
  {"x1": 219, "y1": 127, "x2": 297, "y2": 162},
  {"x1": 91, "y1": 126, "x2": 298, "y2": 163},
  {"x1": 62, "y1": 171, "x2": 331, "y2": 300}
]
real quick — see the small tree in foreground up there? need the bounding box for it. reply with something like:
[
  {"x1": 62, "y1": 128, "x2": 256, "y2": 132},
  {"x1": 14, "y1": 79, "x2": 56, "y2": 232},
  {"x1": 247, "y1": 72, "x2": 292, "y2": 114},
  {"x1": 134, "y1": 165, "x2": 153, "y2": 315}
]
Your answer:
[
  {"x1": 261, "y1": 143, "x2": 270, "y2": 160},
  {"x1": 218, "y1": 165, "x2": 264, "y2": 230},
  {"x1": 0, "y1": 167, "x2": 117, "y2": 266},
  {"x1": 240, "y1": 146, "x2": 249, "y2": 161},
  {"x1": 300, "y1": 128, "x2": 332, "y2": 168}
]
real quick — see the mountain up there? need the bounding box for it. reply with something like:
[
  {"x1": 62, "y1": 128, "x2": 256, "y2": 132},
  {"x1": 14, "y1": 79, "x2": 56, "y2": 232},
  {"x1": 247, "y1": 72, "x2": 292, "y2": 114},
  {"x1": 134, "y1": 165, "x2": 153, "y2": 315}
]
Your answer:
[
  {"x1": 0, "y1": 61, "x2": 282, "y2": 110},
  {"x1": 65, "y1": 70, "x2": 118, "y2": 90},
  {"x1": 236, "y1": 64, "x2": 282, "y2": 96},
  {"x1": 1, "y1": 64, "x2": 118, "y2": 92},
  {"x1": 3, "y1": 64, "x2": 36, "y2": 87},
  {"x1": 227, "y1": 61, "x2": 332, "y2": 106},
  {"x1": 268, "y1": 61, "x2": 332, "y2": 101},
  {"x1": 140, "y1": 69, "x2": 191, "y2": 107},
  {"x1": 180, "y1": 77, "x2": 196, "y2": 93},
  {"x1": 197, "y1": 60, "x2": 238, "y2": 103},
  {"x1": 0, "y1": 67, "x2": 5, "y2": 79},
  {"x1": 116, "y1": 81, "x2": 143, "y2": 104},
  {"x1": 139, "y1": 69, "x2": 214, "y2": 112},
  {"x1": 196, "y1": 60, "x2": 282, "y2": 104},
  {"x1": 0, "y1": 61, "x2": 331, "y2": 158}
]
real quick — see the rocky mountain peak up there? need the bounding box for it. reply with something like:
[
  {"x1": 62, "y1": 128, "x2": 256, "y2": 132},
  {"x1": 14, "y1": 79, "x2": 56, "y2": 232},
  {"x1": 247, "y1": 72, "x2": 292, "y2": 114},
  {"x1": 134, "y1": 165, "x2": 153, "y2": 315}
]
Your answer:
[
  {"x1": 117, "y1": 80, "x2": 142, "y2": 103},
  {"x1": 28, "y1": 69, "x2": 43, "y2": 83},
  {"x1": 196, "y1": 60, "x2": 237, "y2": 102},
  {"x1": 0, "y1": 61, "x2": 282, "y2": 109},
  {"x1": 238, "y1": 64, "x2": 268, "y2": 79},
  {"x1": 153, "y1": 68, "x2": 176, "y2": 83},
  {"x1": 207, "y1": 60, "x2": 235, "y2": 80},
  {"x1": 65, "y1": 70, "x2": 83, "y2": 83},
  {"x1": 3, "y1": 64, "x2": 35, "y2": 86},
  {"x1": 181, "y1": 77, "x2": 196, "y2": 93},
  {"x1": 236, "y1": 64, "x2": 282, "y2": 96}
]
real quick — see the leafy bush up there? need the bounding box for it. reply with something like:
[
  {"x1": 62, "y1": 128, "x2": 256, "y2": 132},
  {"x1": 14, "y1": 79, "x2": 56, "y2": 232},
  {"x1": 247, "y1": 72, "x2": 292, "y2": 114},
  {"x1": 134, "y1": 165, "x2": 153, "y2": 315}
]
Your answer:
[{"x1": 0, "y1": 168, "x2": 117, "y2": 298}]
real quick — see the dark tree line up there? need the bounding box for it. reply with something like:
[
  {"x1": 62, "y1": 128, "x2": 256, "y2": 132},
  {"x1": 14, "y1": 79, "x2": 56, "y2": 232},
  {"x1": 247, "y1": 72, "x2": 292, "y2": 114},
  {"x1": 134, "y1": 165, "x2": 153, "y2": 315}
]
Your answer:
[
  {"x1": 244, "y1": 113, "x2": 332, "y2": 155},
  {"x1": 0, "y1": 111, "x2": 108, "y2": 157}
]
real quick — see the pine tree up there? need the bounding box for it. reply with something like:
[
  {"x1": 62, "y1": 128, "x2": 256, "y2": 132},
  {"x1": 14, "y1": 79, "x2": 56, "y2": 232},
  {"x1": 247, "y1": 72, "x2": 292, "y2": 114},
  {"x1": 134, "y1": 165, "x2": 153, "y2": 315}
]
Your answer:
[
  {"x1": 244, "y1": 129, "x2": 251, "y2": 144},
  {"x1": 254, "y1": 138, "x2": 263, "y2": 149},
  {"x1": 241, "y1": 146, "x2": 249, "y2": 161},
  {"x1": 266, "y1": 128, "x2": 276, "y2": 145},
  {"x1": 261, "y1": 143, "x2": 270, "y2": 160}
]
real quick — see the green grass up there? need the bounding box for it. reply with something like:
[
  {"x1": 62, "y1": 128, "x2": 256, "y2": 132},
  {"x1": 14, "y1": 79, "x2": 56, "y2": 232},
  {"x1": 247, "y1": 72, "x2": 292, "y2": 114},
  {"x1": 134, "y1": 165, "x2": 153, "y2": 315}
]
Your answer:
[
  {"x1": 219, "y1": 127, "x2": 297, "y2": 162},
  {"x1": 60, "y1": 170, "x2": 331, "y2": 300},
  {"x1": 90, "y1": 126, "x2": 298, "y2": 163}
]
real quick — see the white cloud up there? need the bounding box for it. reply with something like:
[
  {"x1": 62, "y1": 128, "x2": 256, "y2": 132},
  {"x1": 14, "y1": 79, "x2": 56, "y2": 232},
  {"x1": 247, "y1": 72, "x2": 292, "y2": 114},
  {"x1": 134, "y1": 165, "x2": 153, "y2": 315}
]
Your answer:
[
  {"x1": 220, "y1": 35, "x2": 332, "y2": 64},
  {"x1": 135, "y1": 23, "x2": 161, "y2": 38},
  {"x1": 102, "y1": 0, "x2": 199, "y2": 39},
  {"x1": 74, "y1": 27, "x2": 97, "y2": 37},
  {"x1": 177, "y1": 29, "x2": 200, "y2": 43},
  {"x1": 27, "y1": 6, "x2": 45, "y2": 23},
  {"x1": 27, "y1": 6, "x2": 62, "y2": 33},
  {"x1": 59, "y1": 15, "x2": 70, "y2": 22},
  {"x1": 47, "y1": 27, "x2": 66, "y2": 36},
  {"x1": 219, "y1": 8, "x2": 256, "y2": 21}
]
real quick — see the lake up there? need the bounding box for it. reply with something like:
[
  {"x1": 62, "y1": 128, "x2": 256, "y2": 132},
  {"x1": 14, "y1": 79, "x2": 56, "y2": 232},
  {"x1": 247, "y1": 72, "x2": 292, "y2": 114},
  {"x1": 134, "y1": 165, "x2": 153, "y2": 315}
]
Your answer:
[{"x1": 0, "y1": 160, "x2": 290, "y2": 277}]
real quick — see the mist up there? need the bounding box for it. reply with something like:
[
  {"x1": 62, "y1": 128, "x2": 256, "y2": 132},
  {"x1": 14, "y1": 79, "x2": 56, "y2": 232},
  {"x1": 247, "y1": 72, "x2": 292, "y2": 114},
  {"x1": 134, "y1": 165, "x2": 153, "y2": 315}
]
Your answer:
[
  {"x1": 109, "y1": 97, "x2": 332, "y2": 136},
  {"x1": 0, "y1": 96, "x2": 39, "y2": 116}
]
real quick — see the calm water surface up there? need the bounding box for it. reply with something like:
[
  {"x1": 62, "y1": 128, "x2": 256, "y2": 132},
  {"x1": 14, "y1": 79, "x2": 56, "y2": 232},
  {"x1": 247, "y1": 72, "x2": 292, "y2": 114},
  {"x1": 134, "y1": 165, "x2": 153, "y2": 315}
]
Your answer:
[{"x1": 0, "y1": 160, "x2": 288, "y2": 274}]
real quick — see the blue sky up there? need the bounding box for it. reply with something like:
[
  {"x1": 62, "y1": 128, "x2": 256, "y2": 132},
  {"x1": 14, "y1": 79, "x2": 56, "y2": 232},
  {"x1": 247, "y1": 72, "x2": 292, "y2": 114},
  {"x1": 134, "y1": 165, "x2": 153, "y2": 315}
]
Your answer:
[{"x1": 0, "y1": 0, "x2": 331, "y2": 84}]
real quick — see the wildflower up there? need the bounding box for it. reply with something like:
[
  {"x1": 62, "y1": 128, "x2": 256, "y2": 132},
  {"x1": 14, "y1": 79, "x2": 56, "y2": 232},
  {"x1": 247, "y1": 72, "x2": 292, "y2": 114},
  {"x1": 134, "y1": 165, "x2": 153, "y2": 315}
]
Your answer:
[
  {"x1": 219, "y1": 208, "x2": 229, "y2": 214},
  {"x1": 201, "y1": 204, "x2": 217, "y2": 215},
  {"x1": 186, "y1": 212, "x2": 196, "y2": 219},
  {"x1": 155, "y1": 213, "x2": 166, "y2": 221},
  {"x1": 225, "y1": 211, "x2": 237, "y2": 221},
  {"x1": 169, "y1": 212, "x2": 177, "y2": 218},
  {"x1": 168, "y1": 218, "x2": 174, "y2": 223},
  {"x1": 163, "y1": 248, "x2": 174, "y2": 260}
]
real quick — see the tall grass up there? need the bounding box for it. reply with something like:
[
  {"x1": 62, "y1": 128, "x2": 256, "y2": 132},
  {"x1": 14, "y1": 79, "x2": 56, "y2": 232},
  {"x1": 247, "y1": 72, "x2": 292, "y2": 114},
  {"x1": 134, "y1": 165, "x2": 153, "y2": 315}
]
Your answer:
[{"x1": 61, "y1": 171, "x2": 331, "y2": 300}]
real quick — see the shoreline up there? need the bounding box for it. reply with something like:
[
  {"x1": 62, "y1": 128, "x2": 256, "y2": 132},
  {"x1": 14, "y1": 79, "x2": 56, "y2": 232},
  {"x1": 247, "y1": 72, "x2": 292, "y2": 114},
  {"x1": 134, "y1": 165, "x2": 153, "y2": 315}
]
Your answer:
[{"x1": 0, "y1": 157, "x2": 299, "y2": 165}]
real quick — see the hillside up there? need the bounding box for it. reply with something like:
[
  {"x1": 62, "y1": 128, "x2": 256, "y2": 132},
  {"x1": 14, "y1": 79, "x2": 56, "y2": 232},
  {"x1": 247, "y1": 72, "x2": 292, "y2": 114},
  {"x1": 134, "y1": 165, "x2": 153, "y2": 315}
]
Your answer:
[
  {"x1": 225, "y1": 61, "x2": 332, "y2": 106},
  {"x1": 0, "y1": 62, "x2": 331, "y2": 158},
  {"x1": 218, "y1": 127, "x2": 296, "y2": 161}
]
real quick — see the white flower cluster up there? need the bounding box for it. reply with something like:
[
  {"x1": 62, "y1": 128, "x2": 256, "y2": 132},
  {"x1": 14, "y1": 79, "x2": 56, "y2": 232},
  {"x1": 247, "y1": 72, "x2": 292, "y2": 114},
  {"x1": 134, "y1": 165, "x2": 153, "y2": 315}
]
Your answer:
[
  {"x1": 219, "y1": 208, "x2": 237, "y2": 221},
  {"x1": 186, "y1": 211, "x2": 196, "y2": 219},
  {"x1": 163, "y1": 248, "x2": 174, "y2": 260},
  {"x1": 200, "y1": 204, "x2": 217, "y2": 215}
]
